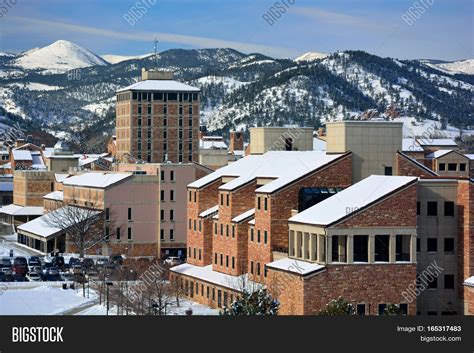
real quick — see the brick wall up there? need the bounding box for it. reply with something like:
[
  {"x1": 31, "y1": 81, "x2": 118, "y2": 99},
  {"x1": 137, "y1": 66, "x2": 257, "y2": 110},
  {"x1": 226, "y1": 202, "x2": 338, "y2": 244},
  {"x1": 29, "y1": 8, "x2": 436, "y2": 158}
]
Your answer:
[
  {"x1": 396, "y1": 153, "x2": 435, "y2": 177},
  {"x1": 268, "y1": 263, "x2": 417, "y2": 315},
  {"x1": 248, "y1": 154, "x2": 353, "y2": 283},
  {"x1": 335, "y1": 184, "x2": 417, "y2": 228},
  {"x1": 13, "y1": 171, "x2": 55, "y2": 206},
  {"x1": 457, "y1": 181, "x2": 474, "y2": 301},
  {"x1": 464, "y1": 286, "x2": 474, "y2": 315}
]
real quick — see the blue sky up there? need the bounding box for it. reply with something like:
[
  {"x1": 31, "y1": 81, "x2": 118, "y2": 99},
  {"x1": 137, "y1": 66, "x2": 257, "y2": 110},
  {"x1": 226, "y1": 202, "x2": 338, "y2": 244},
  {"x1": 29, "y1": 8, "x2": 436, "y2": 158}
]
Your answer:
[{"x1": 0, "y1": 0, "x2": 472, "y2": 60}]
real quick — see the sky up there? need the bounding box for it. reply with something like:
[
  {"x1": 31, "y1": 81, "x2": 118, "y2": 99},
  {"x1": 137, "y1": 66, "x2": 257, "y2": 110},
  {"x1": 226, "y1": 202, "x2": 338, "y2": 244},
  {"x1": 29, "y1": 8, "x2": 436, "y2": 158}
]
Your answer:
[{"x1": 0, "y1": 0, "x2": 472, "y2": 61}]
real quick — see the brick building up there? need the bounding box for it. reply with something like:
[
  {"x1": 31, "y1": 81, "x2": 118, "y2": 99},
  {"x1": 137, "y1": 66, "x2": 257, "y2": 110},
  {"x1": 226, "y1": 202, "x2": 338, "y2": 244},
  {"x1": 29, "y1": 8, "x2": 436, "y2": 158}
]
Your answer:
[{"x1": 115, "y1": 69, "x2": 200, "y2": 164}]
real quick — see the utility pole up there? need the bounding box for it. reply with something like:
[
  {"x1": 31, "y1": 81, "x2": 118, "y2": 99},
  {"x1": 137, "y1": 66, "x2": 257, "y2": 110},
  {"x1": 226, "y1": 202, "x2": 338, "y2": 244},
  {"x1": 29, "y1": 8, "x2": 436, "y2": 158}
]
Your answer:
[{"x1": 154, "y1": 38, "x2": 159, "y2": 70}]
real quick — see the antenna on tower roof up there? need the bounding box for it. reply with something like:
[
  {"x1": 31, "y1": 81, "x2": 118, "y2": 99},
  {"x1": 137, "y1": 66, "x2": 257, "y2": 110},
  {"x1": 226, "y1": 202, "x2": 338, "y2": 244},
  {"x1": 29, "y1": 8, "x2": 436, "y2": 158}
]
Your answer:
[{"x1": 154, "y1": 37, "x2": 159, "y2": 70}]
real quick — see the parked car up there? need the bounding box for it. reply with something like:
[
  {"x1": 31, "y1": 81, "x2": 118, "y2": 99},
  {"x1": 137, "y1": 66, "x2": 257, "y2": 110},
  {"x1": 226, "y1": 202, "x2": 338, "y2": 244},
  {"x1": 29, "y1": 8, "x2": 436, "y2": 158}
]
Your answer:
[
  {"x1": 96, "y1": 258, "x2": 108, "y2": 267},
  {"x1": 42, "y1": 262, "x2": 54, "y2": 275},
  {"x1": 29, "y1": 256, "x2": 42, "y2": 263},
  {"x1": 0, "y1": 272, "x2": 6, "y2": 282},
  {"x1": 13, "y1": 257, "x2": 28, "y2": 276},
  {"x1": 29, "y1": 265, "x2": 42, "y2": 273},
  {"x1": 69, "y1": 265, "x2": 83, "y2": 275},
  {"x1": 69, "y1": 257, "x2": 81, "y2": 266},
  {"x1": 110, "y1": 255, "x2": 123, "y2": 265},
  {"x1": 61, "y1": 273, "x2": 75, "y2": 282},
  {"x1": 28, "y1": 257, "x2": 42, "y2": 266},
  {"x1": 163, "y1": 256, "x2": 182, "y2": 266},
  {"x1": 1, "y1": 266, "x2": 13, "y2": 276},
  {"x1": 11, "y1": 274, "x2": 27, "y2": 282},
  {"x1": 82, "y1": 258, "x2": 95, "y2": 269},
  {"x1": 46, "y1": 267, "x2": 60, "y2": 276},
  {"x1": 26, "y1": 272, "x2": 42, "y2": 282},
  {"x1": 52, "y1": 256, "x2": 65, "y2": 269},
  {"x1": 0, "y1": 257, "x2": 11, "y2": 267}
]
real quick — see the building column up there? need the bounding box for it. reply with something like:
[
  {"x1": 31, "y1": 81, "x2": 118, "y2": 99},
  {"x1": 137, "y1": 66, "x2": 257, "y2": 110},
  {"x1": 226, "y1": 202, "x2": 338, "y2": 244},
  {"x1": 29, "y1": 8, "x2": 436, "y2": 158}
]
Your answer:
[
  {"x1": 368, "y1": 235, "x2": 375, "y2": 264},
  {"x1": 295, "y1": 231, "x2": 302, "y2": 258},
  {"x1": 317, "y1": 235, "x2": 325, "y2": 263},
  {"x1": 289, "y1": 230, "x2": 295, "y2": 257},
  {"x1": 389, "y1": 234, "x2": 396, "y2": 263},
  {"x1": 338, "y1": 236, "x2": 347, "y2": 262},
  {"x1": 303, "y1": 233, "x2": 310, "y2": 260},
  {"x1": 326, "y1": 235, "x2": 332, "y2": 264},
  {"x1": 347, "y1": 235, "x2": 354, "y2": 264},
  {"x1": 310, "y1": 234, "x2": 317, "y2": 262},
  {"x1": 410, "y1": 234, "x2": 417, "y2": 263}
]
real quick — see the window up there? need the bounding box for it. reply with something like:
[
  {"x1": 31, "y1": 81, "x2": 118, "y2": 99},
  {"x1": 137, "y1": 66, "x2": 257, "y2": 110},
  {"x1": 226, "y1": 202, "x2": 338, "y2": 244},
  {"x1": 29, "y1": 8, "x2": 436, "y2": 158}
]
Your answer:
[
  {"x1": 257, "y1": 197, "x2": 260, "y2": 210},
  {"x1": 160, "y1": 170, "x2": 165, "y2": 181},
  {"x1": 439, "y1": 163, "x2": 446, "y2": 171},
  {"x1": 226, "y1": 225, "x2": 229, "y2": 237},
  {"x1": 170, "y1": 229, "x2": 174, "y2": 240},
  {"x1": 105, "y1": 208, "x2": 110, "y2": 221},
  {"x1": 250, "y1": 228, "x2": 254, "y2": 241},
  {"x1": 378, "y1": 304, "x2": 387, "y2": 315},
  {"x1": 460, "y1": 163, "x2": 466, "y2": 172},
  {"x1": 127, "y1": 227, "x2": 132, "y2": 240},
  {"x1": 416, "y1": 238, "x2": 421, "y2": 252},
  {"x1": 264, "y1": 198, "x2": 268, "y2": 211},
  {"x1": 375, "y1": 235, "x2": 390, "y2": 262},
  {"x1": 250, "y1": 261, "x2": 254, "y2": 274},
  {"x1": 160, "y1": 229, "x2": 164, "y2": 240},
  {"x1": 444, "y1": 202, "x2": 454, "y2": 216},
  {"x1": 384, "y1": 166, "x2": 393, "y2": 176},
  {"x1": 427, "y1": 277, "x2": 437, "y2": 289},
  {"x1": 427, "y1": 238, "x2": 437, "y2": 252},
  {"x1": 220, "y1": 194, "x2": 224, "y2": 205},
  {"x1": 194, "y1": 192, "x2": 196, "y2": 203},
  {"x1": 444, "y1": 238, "x2": 454, "y2": 253},
  {"x1": 257, "y1": 263, "x2": 261, "y2": 276},
  {"x1": 399, "y1": 304, "x2": 408, "y2": 315},
  {"x1": 168, "y1": 93, "x2": 177, "y2": 101},
  {"x1": 285, "y1": 138, "x2": 293, "y2": 151},
  {"x1": 194, "y1": 248, "x2": 196, "y2": 259},
  {"x1": 356, "y1": 304, "x2": 366, "y2": 315},
  {"x1": 105, "y1": 227, "x2": 110, "y2": 240},
  {"x1": 220, "y1": 254, "x2": 223, "y2": 266},
  {"x1": 427, "y1": 202, "x2": 437, "y2": 216},
  {"x1": 116, "y1": 227, "x2": 121, "y2": 240},
  {"x1": 160, "y1": 209, "x2": 165, "y2": 221},
  {"x1": 331, "y1": 235, "x2": 347, "y2": 262},
  {"x1": 189, "y1": 191, "x2": 192, "y2": 202},
  {"x1": 257, "y1": 230, "x2": 261, "y2": 243},
  {"x1": 170, "y1": 210, "x2": 174, "y2": 221},
  {"x1": 226, "y1": 194, "x2": 229, "y2": 206},
  {"x1": 232, "y1": 257, "x2": 235, "y2": 269},
  {"x1": 207, "y1": 286, "x2": 210, "y2": 299},
  {"x1": 448, "y1": 163, "x2": 457, "y2": 171},
  {"x1": 396, "y1": 234, "x2": 411, "y2": 262},
  {"x1": 170, "y1": 190, "x2": 175, "y2": 201},
  {"x1": 226, "y1": 255, "x2": 229, "y2": 267},
  {"x1": 214, "y1": 223, "x2": 217, "y2": 235},
  {"x1": 232, "y1": 225, "x2": 235, "y2": 238},
  {"x1": 353, "y1": 235, "x2": 368, "y2": 262},
  {"x1": 199, "y1": 220, "x2": 202, "y2": 232},
  {"x1": 220, "y1": 224, "x2": 223, "y2": 236},
  {"x1": 444, "y1": 274, "x2": 454, "y2": 289},
  {"x1": 214, "y1": 253, "x2": 217, "y2": 264},
  {"x1": 264, "y1": 231, "x2": 268, "y2": 244},
  {"x1": 170, "y1": 171, "x2": 175, "y2": 181},
  {"x1": 160, "y1": 190, "x2": 165, "y2": 201},
  {"x1": 188, "y1": 219, "x2": 191, "y2": 230},
  {"x1": 417, "y1": 202, "x2": 420, "y2": 216},
  {"x1": 198, "y1": 249, "x2": 201, "y2": 260}
]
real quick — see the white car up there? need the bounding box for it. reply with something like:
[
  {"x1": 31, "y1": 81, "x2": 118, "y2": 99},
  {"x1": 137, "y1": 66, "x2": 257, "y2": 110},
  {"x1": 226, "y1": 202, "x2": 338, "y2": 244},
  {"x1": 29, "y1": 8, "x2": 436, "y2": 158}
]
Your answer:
[
  {"x1": 1, "y1": 266, "x2": 12, "y2": 276},
  {"x1": 164, "y1": 256, "x2": 182, "y2": 266},
  {"x1": 26, "y1": 272, "x2": 42, "y2": 282}
]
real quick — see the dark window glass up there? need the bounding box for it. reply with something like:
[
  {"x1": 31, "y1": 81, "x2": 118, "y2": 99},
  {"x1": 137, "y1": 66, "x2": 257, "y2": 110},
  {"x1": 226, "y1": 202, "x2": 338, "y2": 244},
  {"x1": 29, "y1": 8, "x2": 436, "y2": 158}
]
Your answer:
[
  {"x1": 356, "y1": 304, "x2": 366, "y2": 315},
  {"x1": 427, "y1": 202, "x2": 437, "y2": 216},
  {"x1": 375, "y1": 235, "x2": 390, "y2": 262},
  {"x1": 427, "y1": 238, "x2": 437, "y2": 252},
  {"x1": 460, "y1": 163, "x2": 466, "y2": 171},
  {"x1": 444, "y1": 275, "x2": 454, "y2": 289},
  {"x1": 444, "y1": 201, "x2": 454, "y2": 216},
  {"x1": 384, "y1": 166, "x2": 393, "y2": 176},
  {"x1": 353, "y1": 235, "x2": 368, "y2": 262},
  {"x1": 448, "y1": 163, "x2": 457, "y2": 171},
  {"x1": 444, "y1": 238, "x2": 454, "y2": 253},
  {"x1": 439, "y1": 163, "x2": 446, "y2": 171}
]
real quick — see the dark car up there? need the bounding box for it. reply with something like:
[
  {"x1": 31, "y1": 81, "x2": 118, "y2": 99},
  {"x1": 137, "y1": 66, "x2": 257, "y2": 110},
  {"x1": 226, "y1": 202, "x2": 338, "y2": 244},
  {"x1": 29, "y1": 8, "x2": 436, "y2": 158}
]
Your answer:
[
  {"x1": 0, "y1": 257, "x2": 11, "y2": 267},
  {"x1": 13, "y1": 257, "x2": 28, "y2": 276},
  {"x1": 69, "y1": 257, "x2": 81, "y2": 266},
  {"x1": 28, "y1": 256, "x2": 42, "y2": 265},
  {"x1": 82, "y1": 258, "x2": 95, "y2": 269},
  {"x1": 0, "y1": 272, "x2": 6, "y2": 282},
  {"x1": 110, "y1": 255, "x2": 123, "y2": 265},
  {"x1": 11, "y1": 274, "x2": 27, "y2": 282},
  {"x1": 52, "y1": 256, "x2": 65, "y2": 269}
]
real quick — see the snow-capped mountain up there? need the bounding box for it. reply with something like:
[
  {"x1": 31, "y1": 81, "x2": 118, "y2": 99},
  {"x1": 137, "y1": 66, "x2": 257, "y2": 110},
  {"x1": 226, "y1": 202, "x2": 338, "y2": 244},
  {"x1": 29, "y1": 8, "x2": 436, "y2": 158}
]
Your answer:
[
  {"x1": 434, "y1": 59, "x2": 474, "y2": 75},
  {"x1": 11, "y1": 40, "x2": 108, "y2": 74},
  {"x1": 0, "y1": 42, "x2": 473, "y2": 152},
  {"x1": 295, "y1": 52, "x2": 328, "y2": 62},
  {"x1": 101, "y1": 53, "x2": 153, "y2": 64}
]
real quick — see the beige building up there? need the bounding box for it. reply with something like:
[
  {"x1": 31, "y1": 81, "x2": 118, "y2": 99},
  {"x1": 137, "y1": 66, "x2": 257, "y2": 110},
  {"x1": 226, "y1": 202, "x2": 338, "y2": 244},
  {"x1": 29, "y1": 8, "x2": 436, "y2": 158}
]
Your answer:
[
  {"x1": 326, "y1": 121, "x2": 402, "y2": 182},
  {"x1": 426, "y1": 150, "x2": 470, "y2": 178},
  {"x1": 198, "y1": 136, "x2": 229, "y2": 170},
  {"x1": 249, "y1": 127, "x2": 313, "y2": 155}
]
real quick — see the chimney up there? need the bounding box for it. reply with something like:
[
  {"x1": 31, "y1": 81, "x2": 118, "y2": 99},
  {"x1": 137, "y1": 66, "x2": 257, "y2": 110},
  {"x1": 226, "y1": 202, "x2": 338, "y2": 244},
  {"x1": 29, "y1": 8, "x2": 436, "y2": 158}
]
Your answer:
[
  {"x1": 229, "y1": 131, "x2": 244, "y2": 152},
  {"x1": 15, "y1": 138, "x2": 26, "y2": 148}
]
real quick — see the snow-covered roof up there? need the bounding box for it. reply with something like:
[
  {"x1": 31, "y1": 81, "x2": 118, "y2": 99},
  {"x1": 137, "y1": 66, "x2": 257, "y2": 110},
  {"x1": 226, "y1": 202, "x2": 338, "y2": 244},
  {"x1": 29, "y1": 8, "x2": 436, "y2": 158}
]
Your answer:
[
  {"x1": 43, "y1": 191, "x2": 63, "y2": 201},
  {"x1": 55, "y1": 173, "x2": 70, "y2": 183},
  {"x1": 199, "y1": 205, "x2": 219, "y2": 218},
  {"x1": 188, "y1": 151, "x2": 346, "y2": 193},
  {"x1": 248, "y1": 218, "x2": 255, "y2": 225},
  {"x1": 402, "y1": 138, "x2": 424, "y2": 152},
  {"x1": 0, "y1": 204, "x2": 44, "y2": 216},
  {"x1": 464, "y1": 276, "x2": 474, "y2": 287},
  {"x1": 465, "y1": 154, "x2": 474, "y2": 160},
  {"x1": 12, "y1": 150, "x2": 32, "y2": 161},
  {"x1": 289, "y1": 175, "x2": 417, "y2": 227},
  {"x1": 232, "y1": 208, "x2": 255, "y2": 223},
  {"x1": 42, "y1": 147, "x2": 55, "y2": 158},
  {"x1": 313, "y1": 137, "x2": 327, "y2": 151},
  {"x1": 426, "y1": 149, "x2": 454, "y2": 159},
  {"x1": 266, "y1": 257, "x2": 326, "y2": 276},
  {"x1": 170, "y1": 264, "x2": 261, "y2": 292},
  {"x1": 17, "y1": 206, "x2": 100, "y2": 238},
  {"x1": 117, "y1": 80, "x2": 200, "y2": 93},
  {"x1": 417, "y1": 138, "x2": 457, "y2": 147},
  {"x1": 0, "y1": 181, "x2": 13, "y2": 192},
  {"x1": 62, "y1": 172, "x2": 132, "y2": 188},
  {"x1": 199, "y1": 139, "x2": 228, "y2": 150}
]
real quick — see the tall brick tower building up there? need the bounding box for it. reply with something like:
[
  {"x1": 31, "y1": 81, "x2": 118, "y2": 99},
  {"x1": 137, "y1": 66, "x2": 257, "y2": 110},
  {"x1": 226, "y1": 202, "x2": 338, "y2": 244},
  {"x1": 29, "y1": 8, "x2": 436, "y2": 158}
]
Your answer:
[{"x1": 115, "y1": 70, "x2": 200, "y2": 163}]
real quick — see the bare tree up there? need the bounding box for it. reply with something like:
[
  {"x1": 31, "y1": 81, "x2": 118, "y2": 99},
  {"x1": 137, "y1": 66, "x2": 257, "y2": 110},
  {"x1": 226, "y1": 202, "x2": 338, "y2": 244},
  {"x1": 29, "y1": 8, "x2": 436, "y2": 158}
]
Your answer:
[
  {"x1": 170, "y1": 274, "x2": 185, "y2": 308},
  {"x1": 45, "y1": 205, "x2": 106, "y2": 258}
]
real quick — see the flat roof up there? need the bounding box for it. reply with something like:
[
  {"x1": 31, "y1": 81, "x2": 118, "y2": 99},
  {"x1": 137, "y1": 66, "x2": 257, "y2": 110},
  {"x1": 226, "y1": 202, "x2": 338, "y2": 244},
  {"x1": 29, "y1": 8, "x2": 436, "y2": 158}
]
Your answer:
[
  {"x1": 116, "y1": 80, "x2": 200, "y2": 93},
  {"x1": 289, "y1": 175, "x2": 417, "y2": 227},
  {"x1": 232, "y1": 208, "x2": 255, "y2": 223},
  {"x1": 188, "y1": 151, "x2": 347, "y2": 194},
  {"x1": 402, "y1": 138, "x2": 424, "y2": 152},
  {"x1": 0, "y1": 204, "x2": 44, "y2": 216},
  {"x1": 63, "y1": 172, "x2": 132, "y2": 188},
  {"x1": 266, "y1": 257, "x2": 326, "y2": 276},
  {"x1": 43, "y1": 191, "x2": 63, "y2": 201},
  {"x1": 12, "y1": 150, "x2": 32, "y2": 161},
  {"x1": 199, "y1": 205, "x2": 219, "y2": 218},
  {"x1": 417, "y1": 138, "x2": 457, "y2": 147}
]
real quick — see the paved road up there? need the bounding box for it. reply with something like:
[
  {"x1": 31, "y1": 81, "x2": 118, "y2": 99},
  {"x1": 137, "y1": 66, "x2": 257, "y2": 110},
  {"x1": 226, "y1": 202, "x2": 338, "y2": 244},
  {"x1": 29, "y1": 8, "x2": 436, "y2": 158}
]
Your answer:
[{"x1": 0, "y1": 233, "x2": 40, "y2": 258}]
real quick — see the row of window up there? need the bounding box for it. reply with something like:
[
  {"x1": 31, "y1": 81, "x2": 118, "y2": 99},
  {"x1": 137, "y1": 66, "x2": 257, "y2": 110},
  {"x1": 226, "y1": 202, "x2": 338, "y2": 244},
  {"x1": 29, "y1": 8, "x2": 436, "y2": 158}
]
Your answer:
[
  {"x1": 189, "y1": 247, "x2": 202, "y2": 260},
  {"x1": 214, "y1": 253, "x2": 236, "y2": 269},
  {"x1": 105, "y1": 208, "x2": 133, "y2": 221},
  {"x1": 418, "y1": 274, "x2": 455, "y2": 289},
  {"x1": 250, "y1": 260, "x2": 267, "y2": 278},
  {"x1": 189, "y1": 190, "x2": 197, "y2": 202},
  {"x1": 160, "y1": 170, "x2": 175, "y2": 182},
  {"x1": 256, "y1": 196, "x2": 268, "y2": 211},
  {"x1": 438, "y1": 162, "x2": 467, "y2": 172},
  {"x1": 160, "y1": 229, "x2": 174, "y2": 241},
  {"x1": 214, "y1": 222, "x2": 236, "y2": 238},
  {"x1": 161, "y1": 190, "x2": 175, "y2": 202},
  {"x1": 178, "y1": 277, "x2": 233, "y2": 309},
  {"x1": 105, "y1": 227, "x2": 132, "y2": 241},
  {"x1": 137, "y1": 115, "x2": 194, "y2": 127},
  {"x1": 250, "y1": 228, "x2": 268, "y2": 244},
  {"x1": 137, "y1": 104, "x2": 194, "y2": 115},
  {"x1": 132, "y1": 92, "x2": 198, "y2": 102},
  {"x1": 189, "y1": 219, "x2": 202, "y2": 232},
  {"x1": 160, "y1": 209, "x2": 174, "y2": 221},
  {"x1": 420, "y1": 237, "x2": 455, "y2": 253},
  {"x1": 417, "y1": 201, "x2": 455, "y2": 216}
]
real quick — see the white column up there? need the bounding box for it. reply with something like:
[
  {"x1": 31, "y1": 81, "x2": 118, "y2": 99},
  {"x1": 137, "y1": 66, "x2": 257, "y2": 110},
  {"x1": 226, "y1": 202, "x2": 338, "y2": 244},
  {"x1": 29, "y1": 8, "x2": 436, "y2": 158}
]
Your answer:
[
  {"x1": 389, "y1": 234, "x2": 396, "y2": 263},
  {"x1": 411, "y1": 234, "x2": 417, "y2": 263},
  {"x1": 347, "y1": 235, "x2": 354, "y2": 264},
  {"x1": 327, "y1": 235, "x2": 332, "y2": 264},
  {"x1": 368, "y1": 235, "x2": 375, "y2": 263}
]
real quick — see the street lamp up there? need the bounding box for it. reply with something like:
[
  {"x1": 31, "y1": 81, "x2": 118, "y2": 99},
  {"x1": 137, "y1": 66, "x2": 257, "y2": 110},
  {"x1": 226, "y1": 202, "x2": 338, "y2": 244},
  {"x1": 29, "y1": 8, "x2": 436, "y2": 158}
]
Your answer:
[{"x1": 106, "y1": 281, "x2": 113, "y2": 316}]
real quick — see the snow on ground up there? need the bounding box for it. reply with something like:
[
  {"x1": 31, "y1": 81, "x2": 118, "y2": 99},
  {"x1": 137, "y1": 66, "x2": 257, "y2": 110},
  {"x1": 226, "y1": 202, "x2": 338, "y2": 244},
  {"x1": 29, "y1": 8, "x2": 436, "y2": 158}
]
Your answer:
[
  {"x1": 0, "y1": 285, "x2": 96, "y2": 315},
  {"x1": 196, "y1": 75, "x2": 248, "y2": 93},
  {"x1": 82, "y1": 99, "x2": 114, "y2": 116},
  {"x1": 0, "y1": 87, "x2": 27, "y2": 119},
  {"x1": 394, "y1": 116, "x2": 474, "y2": 138},
  {"x1": 432, "y1": 59, "x2": 474, "y2": 75},
  {"x1": 8, "y1": 82, "x2": 63, "y2": 91},
  {"x1": 101, "y1": 53, "x2": 152, "y2": 64}
]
